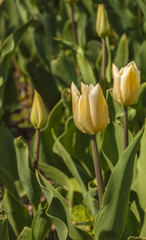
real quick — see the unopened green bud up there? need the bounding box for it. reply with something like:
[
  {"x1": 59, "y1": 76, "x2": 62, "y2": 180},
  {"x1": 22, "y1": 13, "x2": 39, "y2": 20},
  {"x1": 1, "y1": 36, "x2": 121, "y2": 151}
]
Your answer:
[
  {"x1": 96, "y1": 4, "x2": 111, "y2": 38},
  {"x1": 30, "y1": 90, "x2": 47, "y2": 130}
]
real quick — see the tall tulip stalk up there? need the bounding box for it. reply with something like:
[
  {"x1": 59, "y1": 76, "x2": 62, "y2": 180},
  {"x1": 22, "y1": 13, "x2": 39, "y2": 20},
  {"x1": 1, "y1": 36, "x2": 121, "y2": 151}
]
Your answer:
[
  {"x1": 112, "y1": 61, "x2": 140, "y2": 149},
  {"x1": 30, "y1": 90, "x2": 47, "y2": 171},
  {"x1": 71, "y1": 82, "x2": 109, "y2": 206}
]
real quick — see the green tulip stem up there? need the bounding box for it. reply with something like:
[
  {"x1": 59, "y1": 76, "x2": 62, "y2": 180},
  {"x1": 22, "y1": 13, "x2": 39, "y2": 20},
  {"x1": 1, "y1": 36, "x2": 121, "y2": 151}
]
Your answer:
[
  {"x1": 70, "y1": 4, "x2": 78, "y2": 45},
  {"x1": 124, "y1": 106, "x2": 128, "y2": 150},
  {"x1": 33, "y1": 129, "x2": 40, "y2": 172},
  {"x1": 101, "y1": 38, "x2": 106, "y2": 96},
  {"x1": 90, "y1": 134, "x2": 105, "y2": 207}
]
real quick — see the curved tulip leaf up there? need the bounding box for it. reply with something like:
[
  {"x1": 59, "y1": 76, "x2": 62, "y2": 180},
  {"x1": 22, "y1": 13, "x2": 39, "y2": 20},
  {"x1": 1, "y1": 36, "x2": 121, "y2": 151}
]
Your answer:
[
  {"x1": 137, "y1": 41, "x2": 146, "y2": 81},
  {"x1": 51, "y1": 53, "x2": 77, "y2": 88},
  {"x1": 136, "y1": 0, "x2": 146, "y2": 18},
  {"x1": 56, "y1": 117, "x2": 94, "y2": 178},
  {"x1": 36, "y1": 171, "x2": 92, "y2": 240},
  {"x1": 31, "y1": 208, "x2": 51, "y2": 240},
  {"x1": 0, "y1": 19, "x2": 34, "y2": 71},
  {"x1": 39, "y1": 162, "x2": 73, "y2": 201},
  {"x1": 52, "y1": 129, "x2": 88, "y2": 196},
  {"x1": 76, "y1": 48, "x2": 96, "y2": 85},
  {"x1": 0, "y1": 124, "x2": 19, "y2": 180},
  {"x1": 83, "y1": 182, "x2": 99, "y2": 218},
  {"x1": 0, "y1": 209, "x2": 9, "y2": 240},
  {"x1": 101, "y1": 122, "x2": 133, "y2": 169},
  {"x1": 94, "y1": 130, "x2": 143, "y2": 240},
  {"x1": 140, "y1": 212, "x2": 146, "y2": 237},
  {"x1": 17, "y1": 227, "x2": 31, "y2": 240},
  {"x1": 2, "y1": 190, "x2": 31, "y2": 237},
  {"x1": 0, "y1": 167, "x2": 15, "y2": 194},
  {"x1": 120, "y1": 209, "x2": 140, "y2": 240},
  {"x1": 14, "y1": 136, "x2": 42, "y2": 210},
  {"x1": 132, "y1": 122, "x2": 146, "y2": 210}
]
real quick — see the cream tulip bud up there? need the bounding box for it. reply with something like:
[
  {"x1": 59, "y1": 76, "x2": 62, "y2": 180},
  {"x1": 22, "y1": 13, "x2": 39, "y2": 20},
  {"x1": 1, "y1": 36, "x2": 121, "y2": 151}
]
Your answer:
[
  {"x1": 71, "y1": 82, "x2": 109, "y2": 135},
  {"x1": 96, "y1": 4, "x2": 111, "y2": 38},
  {"x1": 112, "y1": 61, "x2": 140, "y2": 107},
  {"x1": 30, "y1": 90, "x2": 47, "y2": 130}
]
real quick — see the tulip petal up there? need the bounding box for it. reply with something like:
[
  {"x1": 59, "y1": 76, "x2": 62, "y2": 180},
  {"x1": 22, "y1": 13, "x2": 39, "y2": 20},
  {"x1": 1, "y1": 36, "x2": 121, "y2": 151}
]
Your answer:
[
  {"x1": 112, "y1": 64, "x2": 123, "y2": 105},
  {"x1": 89, "y1": 84, "x2": 109, "y2": 133},
  {"x1": 71, "y1": 82, "x2": 86, "y2": 133},
  {"x1": 120, "y1": 61, "x2": 140, "y2": 106},
  {"x1": 79, "y1": 82, "x2": 94, "y2": 134}
]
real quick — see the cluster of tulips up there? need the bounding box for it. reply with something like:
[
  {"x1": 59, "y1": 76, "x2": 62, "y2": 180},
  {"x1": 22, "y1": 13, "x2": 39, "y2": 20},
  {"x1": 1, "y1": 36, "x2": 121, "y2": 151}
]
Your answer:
[
  {"x1": 29, "y1": 3, "x2": 141, "y2": 210},
  {"x1": 30, "y1": 60, "x2": 140, "y2": 207}
]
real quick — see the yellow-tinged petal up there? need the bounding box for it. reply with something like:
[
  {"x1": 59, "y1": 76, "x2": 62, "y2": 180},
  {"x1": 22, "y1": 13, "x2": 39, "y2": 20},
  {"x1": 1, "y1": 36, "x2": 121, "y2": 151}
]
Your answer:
[
  {"x1": 79, "y1": 82, "x2": 94, "y2": 134},
  {"x1": 71, "y1": 82, "x2": 85, "y2": 133},
  {"x1": 89, "y1": 84, "x2": 109, "y2": 133},
  {"x1": 30, "y1": 90, "x2": 47, "y2": 129},
  {"x1": 112, "y1": 64, "x2": 123, "y2": 105},
  {"x1": 120, "y1": 61, "x2": 140, "y2": 106},
  {"x1": 71, "y1": 82, "x2": 109, "y2": 135}
]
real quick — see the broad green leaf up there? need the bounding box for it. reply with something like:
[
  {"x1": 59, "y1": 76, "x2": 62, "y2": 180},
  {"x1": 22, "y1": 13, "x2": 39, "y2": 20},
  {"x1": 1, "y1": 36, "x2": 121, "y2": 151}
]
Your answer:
[
  {"x1": 132, "y1": 123, "x2": 146, "y2": 210},
  {"x1": 0, "y1": 167, "x2": 15, "y2": 194},
  {"x1": 0, "y1": 124, "x2": 19, "y2": 180},
  {"x1": 57, "y1": 117, "x2": 94, "y2": 179},
  {"x1": 108, "y1": 0, "x2": 139, "y2": 34},
  {"x1": 26, "y1": 62, "x2": 60, "y2": 111},
  {"x1": 136, "y1": 41, "x2": 146, "y2": 81},
  {"x1": 114, "y1": 34, "x2": 129, "y2": 69},
  {"x1": 51, "y1": 53, "x2": 77, "y2": 87},
  {"x1": 31, "y1": 208, "x2": 51, "y2": 240},
  {"x1": 34, "y1": 11, "x2": 56, "y2": 66},
  {"x1": 106, "y1": 89, "x2": 123, "y2": 121},
  {"x1": 62, "y1": 20, "x2": 74, "y2": 43},
  {"x1": 80, "y1": 0, "x2": 93, "y2": 14},
  {"x1": 14, "y1": 137, "x2": 42, "y2": 210},
  {"x1": 2, "y1": 190, "x2": 31, "y2": 237},
  {"x1": 101, "y1": 122, "x2": 133, "y2": 169},
  {"x1": 36, "y1": 171, "x2": 92, "y2": 240},
  {"x1": 52, "y1": 129, "x2": 88, "y2": 196},
  {"x1": 0, "y1": 19, "x2": 34, "y2": 70},
  {"x1": 83, "y1": 182, "x2": 99, "y2": 218},
  {"x1": 94, "y1": 130, "x2": 143, "y2": 240},
  {"x1": 17, "y1": 227, "x2": 31, "y2": 240},
  {"x1": 39, "y1": 162, "x2": 73, "y2": 201},
  {"x1": 120, "y1": 209, "x2": 140, "y2": 240},
  {"x1": 85, "y1": 40, "x2": 101, "y2": 64},
  {"x1": 54, "y1": 38, "x2": 78, "y2": 52},
  {"x1": 0, "y1": 209, "x2": 9, "y2": 240},
  {"x1": 76, "y1": 47, "x2": 96, "y2": 85},
  {"x1": 140, "y1": 212, "x2": 146, "y2": 237},
  {"x1": 137, "y1": 0, "x2": 146, "y2": 18}
]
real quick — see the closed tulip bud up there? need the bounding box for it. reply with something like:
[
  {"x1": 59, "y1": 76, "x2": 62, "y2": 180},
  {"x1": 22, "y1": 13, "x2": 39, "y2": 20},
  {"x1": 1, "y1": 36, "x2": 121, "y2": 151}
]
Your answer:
[
  {"x1": 112, "y1": 61, "x2": 140, "y2": 107},
  {"x1": 71, "y1": 82, "x2": 109, "y2": 135},
  {"x1": 96, "y1": 4, "x2": 111, "y2": 38},
  {"x1": 30, "y1": 90, "x2": 47, "y2": 130}
]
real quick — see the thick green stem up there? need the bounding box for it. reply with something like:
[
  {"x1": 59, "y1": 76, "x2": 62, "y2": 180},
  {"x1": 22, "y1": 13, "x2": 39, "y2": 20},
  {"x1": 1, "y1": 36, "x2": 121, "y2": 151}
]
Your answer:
[
  {"x1": 101, "y1": 38, "x2": 106, "y2": 96},
  {"x1": 33, "y1": 129, "x2": 40, "y2": 172},
  {"x1": 124, "y1": 107, "x2": 128, "y2": 150},
  {"x1": 90, "y1": 135, "x2": 104, "y2": 207}
]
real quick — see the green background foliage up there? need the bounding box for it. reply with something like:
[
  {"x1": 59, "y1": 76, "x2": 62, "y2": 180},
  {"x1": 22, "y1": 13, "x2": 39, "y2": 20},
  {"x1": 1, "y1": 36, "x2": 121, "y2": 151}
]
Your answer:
[{"x1": 0, "y1": 0, "x2": 146, "y2": 239}]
